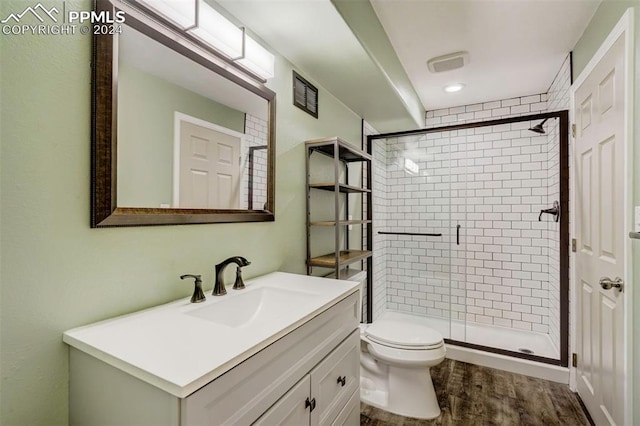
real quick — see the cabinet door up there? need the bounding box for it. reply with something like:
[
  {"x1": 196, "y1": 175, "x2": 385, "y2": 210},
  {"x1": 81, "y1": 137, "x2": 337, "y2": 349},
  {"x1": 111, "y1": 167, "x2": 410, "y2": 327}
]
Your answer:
[
  {"x1": 253, "y1": 375, "x2": 311, "y2": 426},
  {"x1": 331, "y1": 390, "x2": 360, "y2": 426},
  {"x1": 310, "y1": 331, "x2": 360, "y2": 426}
]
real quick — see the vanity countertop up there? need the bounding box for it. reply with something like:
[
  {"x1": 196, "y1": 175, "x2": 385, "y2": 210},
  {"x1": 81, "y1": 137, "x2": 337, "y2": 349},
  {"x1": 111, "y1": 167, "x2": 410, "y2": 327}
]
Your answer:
[{"x1": 63, "y1": 272, "x2": 359, "y2": 398}]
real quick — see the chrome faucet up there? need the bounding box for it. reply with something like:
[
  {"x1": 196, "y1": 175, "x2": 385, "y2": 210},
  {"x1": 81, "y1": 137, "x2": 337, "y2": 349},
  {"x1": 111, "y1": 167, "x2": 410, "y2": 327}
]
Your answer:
[{"x1": 213, "y1": 256, "x2": 251, "y2": 296}]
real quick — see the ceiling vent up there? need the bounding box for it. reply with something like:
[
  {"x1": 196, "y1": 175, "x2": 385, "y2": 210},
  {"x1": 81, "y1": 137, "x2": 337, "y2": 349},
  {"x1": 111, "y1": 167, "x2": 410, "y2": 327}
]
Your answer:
[{"x1": 427, "y1": 51, "x2": 469, "y2": 73}]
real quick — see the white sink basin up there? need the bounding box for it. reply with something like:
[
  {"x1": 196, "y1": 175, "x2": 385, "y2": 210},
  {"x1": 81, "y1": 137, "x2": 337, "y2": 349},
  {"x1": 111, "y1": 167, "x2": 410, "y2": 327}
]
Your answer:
[{"x1": 186, "y1": 286, "x2": 316, "y2": 328}]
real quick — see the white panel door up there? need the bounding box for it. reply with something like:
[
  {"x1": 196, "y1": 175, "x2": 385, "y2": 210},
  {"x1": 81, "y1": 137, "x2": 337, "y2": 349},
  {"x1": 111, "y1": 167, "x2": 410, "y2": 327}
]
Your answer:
[
  {"x1": 574, "y1": 33, "x2": 626, "y2": 426},
  {"x1": 179, "y1": 121, "x2": 241, "y2": 209}
]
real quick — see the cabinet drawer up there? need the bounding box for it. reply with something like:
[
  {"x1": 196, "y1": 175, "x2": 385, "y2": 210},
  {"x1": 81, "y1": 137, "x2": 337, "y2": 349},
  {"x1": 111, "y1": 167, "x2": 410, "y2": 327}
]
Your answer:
[
  {"x1": 331, "y1": 390, "x2": 360, "y2": 426},
  {"x1": 310, "y1": 330, "x2": 360, "y2": 426}
]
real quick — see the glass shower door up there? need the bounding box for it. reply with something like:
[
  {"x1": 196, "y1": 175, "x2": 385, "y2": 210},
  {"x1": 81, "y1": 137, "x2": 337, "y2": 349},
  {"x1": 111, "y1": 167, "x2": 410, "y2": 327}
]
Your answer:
[{"x1": 383, "y1": 132, "x2": 452, "y2": 339}]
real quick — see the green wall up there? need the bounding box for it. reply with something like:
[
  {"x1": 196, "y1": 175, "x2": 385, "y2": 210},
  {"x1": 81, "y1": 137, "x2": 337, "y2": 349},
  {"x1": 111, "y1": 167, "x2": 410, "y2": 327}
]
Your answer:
[
  {"x1": 0, "y1": 0, "x2": 361, "y2": 424},
  {"x1": 117, "y1": 63, "x2": 245, "y2": 207},
  {"x1": 572, "y1": 2, "x2": 639, "y2": 423}
]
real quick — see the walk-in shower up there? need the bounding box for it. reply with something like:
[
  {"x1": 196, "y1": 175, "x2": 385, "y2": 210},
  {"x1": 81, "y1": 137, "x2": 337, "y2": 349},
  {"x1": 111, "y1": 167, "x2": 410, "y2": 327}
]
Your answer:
[{"x1": 366, "y1": 111, "x2": 569, "y2": 366}]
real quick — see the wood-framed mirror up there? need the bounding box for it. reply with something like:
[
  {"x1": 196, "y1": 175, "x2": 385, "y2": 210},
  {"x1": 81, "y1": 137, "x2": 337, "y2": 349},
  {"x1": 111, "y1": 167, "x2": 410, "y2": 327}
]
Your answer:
[{"x1": 91, "y1": 0, "x2": 275, "y2": 227}]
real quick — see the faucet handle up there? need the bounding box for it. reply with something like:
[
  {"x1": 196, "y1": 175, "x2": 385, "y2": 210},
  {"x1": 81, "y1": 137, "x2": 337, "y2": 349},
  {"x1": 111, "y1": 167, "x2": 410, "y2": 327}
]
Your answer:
[
  {"x1": 180, "y1": 274, "x2": 206, "y2": 303},
  {"x1": 233, "y1": 266, "x2": 246, "y2": 290}
]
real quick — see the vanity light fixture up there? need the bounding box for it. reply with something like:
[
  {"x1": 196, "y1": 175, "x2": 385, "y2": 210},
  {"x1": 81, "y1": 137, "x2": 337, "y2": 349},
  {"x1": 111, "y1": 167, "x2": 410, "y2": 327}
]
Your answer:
[
  {"x1": 134, "y1": 0, "x2": 275, "y2": 80},
  {"x1": 237, "y1": 35, "x2": 275, "y2": 80},
  {"x1": 187, "y1": 0, "x2": 245, "y2": 60},
  {"x1": 136, "y1": 0, "x2": 197, "y2": 30},
  {"x1": 444, "y1": 83, "x2": 465, "y2": 93}
]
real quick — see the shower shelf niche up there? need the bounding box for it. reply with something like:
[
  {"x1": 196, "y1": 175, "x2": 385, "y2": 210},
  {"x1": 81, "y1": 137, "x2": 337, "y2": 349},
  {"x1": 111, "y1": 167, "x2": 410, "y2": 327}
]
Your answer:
[{"x1": 305, "y1": 137, "x2": 373, "y2": 281}]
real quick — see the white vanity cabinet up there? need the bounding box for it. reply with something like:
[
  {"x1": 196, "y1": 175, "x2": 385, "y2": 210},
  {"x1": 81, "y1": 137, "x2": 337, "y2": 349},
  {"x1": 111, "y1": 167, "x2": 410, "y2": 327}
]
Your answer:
[
  {"x1": 254, "y1": 331, "x2": 360, "y2": 426},
  {"x1": 67, "y1": 276, "x2": 360, "y2": 426}
]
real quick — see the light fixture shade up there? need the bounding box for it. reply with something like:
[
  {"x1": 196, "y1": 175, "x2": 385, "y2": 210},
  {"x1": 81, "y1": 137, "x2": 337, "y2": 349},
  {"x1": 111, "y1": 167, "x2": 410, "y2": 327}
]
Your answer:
[
  {"x1": 137, "y1": 0, "x2": 197, "y2": 30},
  {"x1": 237, "y1": 35, "x2": 275, "y2": 79},
  {"x1": 188, "y1": 0, "x2": 244, "y2": 59}
]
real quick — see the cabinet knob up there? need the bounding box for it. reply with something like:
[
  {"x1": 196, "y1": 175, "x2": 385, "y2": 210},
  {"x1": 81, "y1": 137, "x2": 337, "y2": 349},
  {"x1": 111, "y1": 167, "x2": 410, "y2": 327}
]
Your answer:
[
  {"x1": 305, "y1": 397, "x2": 316, "y2": 412},
  {"x1": 337, "y1": 375, "x2": 346, "y2": 387}
]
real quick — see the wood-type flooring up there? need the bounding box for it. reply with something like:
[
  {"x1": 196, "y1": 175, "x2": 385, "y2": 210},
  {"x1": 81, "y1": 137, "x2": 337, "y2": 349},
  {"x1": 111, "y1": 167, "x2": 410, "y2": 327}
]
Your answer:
[{"x1": 360, "y1": 359, "x2": 592, "y2": 426}]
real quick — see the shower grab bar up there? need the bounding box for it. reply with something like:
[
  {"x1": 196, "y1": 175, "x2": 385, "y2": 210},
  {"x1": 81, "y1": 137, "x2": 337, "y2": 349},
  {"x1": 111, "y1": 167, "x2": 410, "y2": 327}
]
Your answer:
[
  {"x1": 378, "y1": 231, "x2": 442, "y2": 237},
  {"x1": 457, "y1": 224, "x2": 461, "y2": 245}
]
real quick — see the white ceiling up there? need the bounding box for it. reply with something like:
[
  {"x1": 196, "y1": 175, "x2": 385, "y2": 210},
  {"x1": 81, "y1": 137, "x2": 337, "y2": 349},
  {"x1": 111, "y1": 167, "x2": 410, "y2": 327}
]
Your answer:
[
  {"x1": 218, "y1": 0, "x2": 601, "y2": 131},
  {"x1": 370, "y1": 0, "x2": 601, "y2": 110}
]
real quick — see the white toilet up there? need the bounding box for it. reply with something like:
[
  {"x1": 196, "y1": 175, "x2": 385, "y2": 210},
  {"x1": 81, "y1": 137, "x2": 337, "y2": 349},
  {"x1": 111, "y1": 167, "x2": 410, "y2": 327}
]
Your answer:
[{"x1": 360, "y1": 311, "x2": 446, "y2": 419}]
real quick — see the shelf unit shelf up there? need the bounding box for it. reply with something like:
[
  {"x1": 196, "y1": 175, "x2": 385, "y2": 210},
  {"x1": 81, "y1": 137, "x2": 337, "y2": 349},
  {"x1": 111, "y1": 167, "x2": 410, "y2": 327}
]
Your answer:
[
  {"x1": 305, "y1": 137, "x2": 373, "y2": 283},
  {"x1": 309, "y1": 183, "x2": 371, "y2": 194},
  {"x1": 310, "y1": 220, "x2": 372, "y2": 227},
  {"x1": 308, "y1": 250, "x2": 372, "y2": 268},
  {"x1": 306, "y1": 137, "x2": 373, "y2": 163}
]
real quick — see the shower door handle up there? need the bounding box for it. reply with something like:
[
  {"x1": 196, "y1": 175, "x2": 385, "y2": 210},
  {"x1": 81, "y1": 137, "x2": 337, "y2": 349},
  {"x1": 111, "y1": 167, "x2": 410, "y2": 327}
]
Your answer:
[{"x1": 456, "y1": 224, "x2": 461, "y2": 245}]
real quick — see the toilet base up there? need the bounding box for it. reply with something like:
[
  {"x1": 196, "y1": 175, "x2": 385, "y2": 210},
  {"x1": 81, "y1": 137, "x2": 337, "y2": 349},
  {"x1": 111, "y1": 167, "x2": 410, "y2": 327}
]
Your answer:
[
  {"x1": 389, "y1": 364, "x2": 440, "y2": 419},
  {"x1": 361, "y1": 365, "x2": 441, "y2": 419}
]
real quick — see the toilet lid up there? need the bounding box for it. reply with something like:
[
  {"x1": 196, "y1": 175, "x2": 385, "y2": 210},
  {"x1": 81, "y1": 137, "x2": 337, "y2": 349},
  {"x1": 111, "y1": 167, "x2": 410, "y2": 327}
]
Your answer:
[{"x1": 365, "y1": 318, "x2": 444, "y2": 349}]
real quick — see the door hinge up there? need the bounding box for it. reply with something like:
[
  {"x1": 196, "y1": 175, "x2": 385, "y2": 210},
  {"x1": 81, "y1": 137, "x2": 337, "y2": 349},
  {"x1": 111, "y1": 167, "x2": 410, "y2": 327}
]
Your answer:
[
  {"x1": 571, "y1": 124, "x2": 576, "y2": 138},
  {"x1": 572, "y1": 238, "x2": 577, "y2": 253},
  {"x1": 572, "y1": 353, "x2": 578, "y2": 368}
]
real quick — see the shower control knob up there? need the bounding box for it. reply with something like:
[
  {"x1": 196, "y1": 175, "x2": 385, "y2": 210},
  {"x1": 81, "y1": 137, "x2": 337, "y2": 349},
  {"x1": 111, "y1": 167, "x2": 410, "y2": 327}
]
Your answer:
[{"x1": 599, "y1": 277, "x2": 624, "y2": 292}]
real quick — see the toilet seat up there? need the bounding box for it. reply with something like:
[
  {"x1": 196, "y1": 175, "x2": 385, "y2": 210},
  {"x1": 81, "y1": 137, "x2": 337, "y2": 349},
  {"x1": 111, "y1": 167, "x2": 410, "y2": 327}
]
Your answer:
[
  {"x1": 364, "y1": 317, "x2": 444, "y2": 350},
  {"x1": 366, "y1": 338, "x2": 446, "y2": 366}
]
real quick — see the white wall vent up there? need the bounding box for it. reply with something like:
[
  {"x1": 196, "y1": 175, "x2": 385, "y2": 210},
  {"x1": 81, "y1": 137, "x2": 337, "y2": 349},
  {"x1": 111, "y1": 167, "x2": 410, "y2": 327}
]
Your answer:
[{"x1": 427, "y1": 51, "x2": 469, "y2": 73}]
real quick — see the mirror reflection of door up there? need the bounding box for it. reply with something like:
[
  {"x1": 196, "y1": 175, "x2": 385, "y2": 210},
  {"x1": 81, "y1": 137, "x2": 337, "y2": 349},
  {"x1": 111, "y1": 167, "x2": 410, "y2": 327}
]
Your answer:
[{"x1": 176, "y1": 117, "x2": 242, "y2": 209}]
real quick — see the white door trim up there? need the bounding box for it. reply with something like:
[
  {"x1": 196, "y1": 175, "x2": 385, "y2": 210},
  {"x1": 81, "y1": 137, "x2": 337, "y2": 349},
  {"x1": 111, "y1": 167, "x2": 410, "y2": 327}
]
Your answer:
[
  {"x1": 173, "y1": 112, "x2": 246, "y2": 208},
  {"x1": 569, "y1": 8, "x2": 634, "y2": 422}
]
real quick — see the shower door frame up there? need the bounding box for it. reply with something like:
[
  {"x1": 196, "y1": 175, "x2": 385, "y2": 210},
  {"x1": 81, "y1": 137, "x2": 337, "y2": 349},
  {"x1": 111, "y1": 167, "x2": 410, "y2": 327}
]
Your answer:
[{"x1": 366, "y1": 110, "x2": 570, "y2": 367}]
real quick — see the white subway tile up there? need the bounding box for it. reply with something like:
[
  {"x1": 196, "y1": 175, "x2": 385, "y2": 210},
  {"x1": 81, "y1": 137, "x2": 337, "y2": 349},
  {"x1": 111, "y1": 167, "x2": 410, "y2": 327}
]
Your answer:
[
  {"x1": 465, "y1": 103, "x2": 483, "y2": 112},
  {"x1": 511, "y1": 104, "x2": 531, "y2": 114},
  {"x1": 474, "y1": 110, "x2": 492, "y2": 119},
  {"x1": 491, "y1": 107, "x2": 510, "y2": 117},
  {"x1": 521, "y1": 94, "x2": 541, "y2": 104},
  {"x1": 483, "y1": 101, "x2": 501, "y2": 110},
  {"x1": 502, "y1": 98, "x2": 520, "y2": 107}
]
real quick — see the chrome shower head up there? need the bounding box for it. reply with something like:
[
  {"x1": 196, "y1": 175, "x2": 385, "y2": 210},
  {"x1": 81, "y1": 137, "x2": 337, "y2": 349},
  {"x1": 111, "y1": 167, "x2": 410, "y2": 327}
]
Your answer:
[{"x1": 529, "y1": 118, "x2": 549, "y2": 134}]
